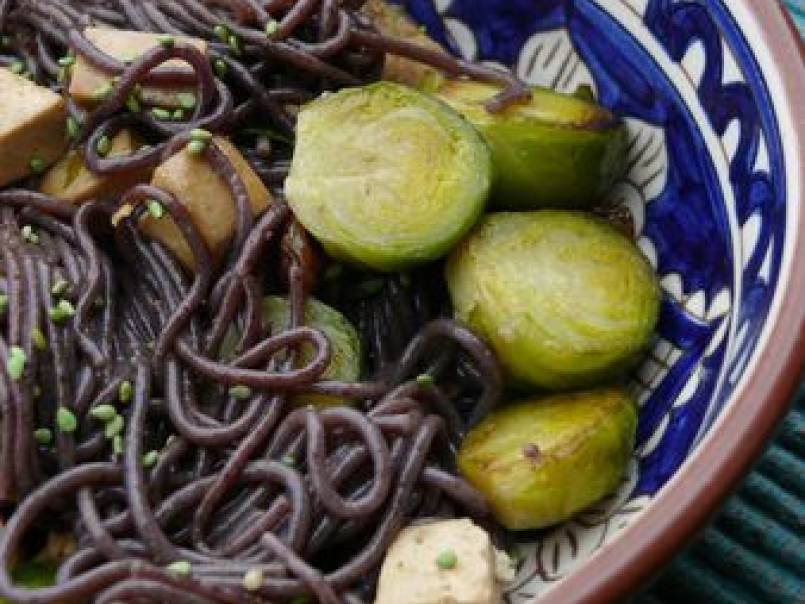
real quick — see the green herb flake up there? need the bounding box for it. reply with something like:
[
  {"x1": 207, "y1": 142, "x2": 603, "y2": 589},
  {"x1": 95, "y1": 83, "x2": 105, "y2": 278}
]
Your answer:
[
  {"x1": 29, "y1": 156, "x2": 46, "y2": 175},
  {"x1": 34, "y1": 428, "x2": 53, "y2": 445},
  {"x1": 228, "y1": 385, "x2": 252, "y2": 400},
  {"x1": 51, "y1": 278, "x2": 70, "y2": 297},
  {"x1": 157, "y1": 34, "x2": 175, "y2": 48},
  {"x1": 435, "y1": 549, "x2": 458, "y2": 570},
  {"x1": 10, "y1": 61, "x2": 24, "y2": 75},
  {"x1": 89, "y1": 404, "x2": 117, "y2": 423},
  {"x1": 166, "y1": 560, "x2": 192, "y2": 577},
  {"x1": 92, "y1": 82, "x2": 113, "y2": 101},
  {"x1": 49, "y1": 299, "x2": 75, "y2": 324},
  {"x1": 21, "y1": 225, "x2": 39, "y2": 244},
  {"x1": 112, "y1": 434, "x2": 124, "y2": 456},
  {"x1": 280, "y1": 454, "x2": 296, "y2": 468},
  {"x1": 146, "y1": 200, "x2": 165, "y2": 219},
  {"x1": 57, "y1": 55, "x2": 75, "y2": 67},
  {"x1": 56, "y1": 407, "x2": 78, "y2": 433},
  {"x1": 66, "y1": 117, "x2": 81, "y2": 140},
  {"x1": 177, "y1": 92, "x2": 197, "y2": 110},
  {"x1": 96, "y1": 135, "x2": 112, "y2": 157},
  {"x1": 104, "y1": 414, "x2": 124, "y2": 439},
  {"x1": 151, "y1": 107, "x2": 172, "y2": 121},
  {"x1": 265, "y1": 19, "x2": 279, "y2": 37},
  {"x1": 6, "y1": 346, "x2": 26, "y2": 381},
  {"x1": 31, "y1": 327, "x2": 47, "y2": 351},
  {"x1": 190, "y1": 128, "x2": 213, "y2": 142},
  {"x1": 213, "y1": 24, "x2": 229, "y2": 42},
  {"x1": 0, "y1": 294, "x2": 8, "y2": 315},
  {"x1": 242, "y1": 567, "x2": 264, "y2": 592},
  {"x1": 142, "y1": 450, "x2": 159, "y2": 468},
  {"x1": 186, "y1": 139, "x2": 207, "y2": 156},
  {"x1": 415, "y1": 373, "x2": 435, "y2": 388},
  {"x1": 172, "y1": 109, "x2": 185, "y2": 121},
  {"x1": 228, "y1": 34, "x2": 241, "y2": 55},
  {"x1": 125, "y1": 94, "x2": 141, "y2": 113},
  {"x1": 119, "y1": 380, "x2": 133, "y2": 403},
  {"x1": 213, "y1": 58, "x2": 227, "y2": 78}
]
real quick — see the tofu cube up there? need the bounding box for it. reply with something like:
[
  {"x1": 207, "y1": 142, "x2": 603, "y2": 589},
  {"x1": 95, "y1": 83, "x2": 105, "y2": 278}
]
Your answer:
[
  {"x1": 361, "y1": 0, "x2": 445, "y2": 91},
  {"x1": 375, "y1": 519, "x2": 501, "y2": 604},
  {"x1": 141, "y1": 137, "x2": 272, "y2": 270},
  {"x1": 69, "y1": 27, "x2": 207, "y2": 109},
  {"x1": 0, "y1": 68, "x2": 67, "y2": 187},
  {"x1": 40, "y1": 129, "x2": 152, "y2": 203}
]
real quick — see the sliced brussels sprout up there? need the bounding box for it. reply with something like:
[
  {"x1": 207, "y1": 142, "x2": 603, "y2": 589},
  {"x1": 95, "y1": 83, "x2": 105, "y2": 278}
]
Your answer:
[
  {"x1": 285, "y1": 82, "x2": 492, "y2": 272},
  {"x1": 437, "y1": 80, "x2": 628, "y2": 210},
  {"x1": 263, "y1": 296, "x2": 361, "y2": 407},
  {"x1": 458, "y1": 388, "x2": 637, "y2": 530},
  {"x1": 446, "y1": 211, "x2": 660, "y2": 391}
]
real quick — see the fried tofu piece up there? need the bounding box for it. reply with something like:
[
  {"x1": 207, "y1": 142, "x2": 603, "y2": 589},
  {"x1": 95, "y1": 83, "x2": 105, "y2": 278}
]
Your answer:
[
  {"x1": 39, "y1": 129, "x2": 151, "y2": 203},
  {"x1": 69, "y1": 27, "x2": 207, "y2": 109},
  {"x1": 376, "y1": 519, "x2": 510, "y2": 604},
  {"x1": 140, "y1": 138, "x2": 272, "y2": 270},
  {"x1": 361, "y1": 0, "x2": 445, "y2": 90},
  {"x1": 0, "y1": 68, "x2": 67, "y2": 187}
]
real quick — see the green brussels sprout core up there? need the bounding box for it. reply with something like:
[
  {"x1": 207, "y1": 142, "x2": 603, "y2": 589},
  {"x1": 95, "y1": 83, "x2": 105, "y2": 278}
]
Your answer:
[
  {"x1": 286, "y1": 82, "x2": 492, "y2": 272},
  {"x1": 446, "y1": 211, "x2": 660, "y2": 390},
  {"x1": 262, "y1": 296, "x2": 361, "y2": 407},
  {"x1": 458, "y1": 388, "x2": 637, "y2": 530},
  {"x1": 437, "y1": 80, "x2": 628, "y2": 210}
]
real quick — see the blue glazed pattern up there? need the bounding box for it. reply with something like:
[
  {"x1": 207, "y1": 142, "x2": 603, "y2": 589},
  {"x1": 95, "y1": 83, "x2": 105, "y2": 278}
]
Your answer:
[{"x1": 395, "y1": 0, "x2": 790, "y2": 596}]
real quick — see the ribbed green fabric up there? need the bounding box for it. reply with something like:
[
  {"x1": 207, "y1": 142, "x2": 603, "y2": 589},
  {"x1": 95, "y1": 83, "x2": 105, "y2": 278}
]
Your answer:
[{"x1": 637, "y1": 384, "x2": 804, "y2": 603}]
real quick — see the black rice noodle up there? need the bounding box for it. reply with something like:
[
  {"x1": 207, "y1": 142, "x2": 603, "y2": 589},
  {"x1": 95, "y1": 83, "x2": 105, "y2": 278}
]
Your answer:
[{"x1": 0, "y1": 1, "x2": 518, "y2": 602}]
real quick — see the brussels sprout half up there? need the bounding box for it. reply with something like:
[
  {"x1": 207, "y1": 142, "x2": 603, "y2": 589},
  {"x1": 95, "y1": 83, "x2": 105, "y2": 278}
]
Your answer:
[
  {"x1": 446, "y1": 211, "x2": 660, "y2": 391},
  {"x1": 458, "y1": 388, "x2": 637, "y2": 530},
  {"x1": 286, "y1": 82, "x2": 492, "y2": 272},
  {"x1": 263, "y1": 296, "x2": 361, "y2": 407},
  {"x1": 437, "y1": 80, "x2": 628, "y2": 210}
]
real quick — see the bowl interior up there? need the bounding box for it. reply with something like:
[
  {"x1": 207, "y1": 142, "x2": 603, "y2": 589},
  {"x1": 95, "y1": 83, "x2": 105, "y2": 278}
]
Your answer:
[{"x1": 399, "y1": 0, "x2": 794, "y2": 599}]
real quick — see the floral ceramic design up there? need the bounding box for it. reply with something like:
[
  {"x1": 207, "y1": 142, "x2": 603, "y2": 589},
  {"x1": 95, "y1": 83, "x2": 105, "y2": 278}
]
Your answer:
[{"x1": 395, "y1": 0, "x2": 791, "y2": 599}]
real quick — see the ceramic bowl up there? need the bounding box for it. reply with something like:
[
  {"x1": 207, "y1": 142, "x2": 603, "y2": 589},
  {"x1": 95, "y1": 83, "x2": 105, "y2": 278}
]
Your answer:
[{"x1": 400, "y1": 1, "x2": 805, "y2": 601}]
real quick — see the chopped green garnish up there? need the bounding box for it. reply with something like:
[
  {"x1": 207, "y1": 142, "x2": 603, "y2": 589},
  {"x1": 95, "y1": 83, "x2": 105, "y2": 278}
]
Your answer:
[
  {"x1": 10, "y1": 61, "x2": 24, "y2": 74},
  {"x1": 49, "y1": 299, "x2": 75, "y2": 324},
  {"x1": 126, "y1": 94, "x2": 141, "y2": 113},
  {"x1": 151, "y1": 107, "x2": 172, "y2": 121},
  {"x1": 186, "y1": 139, "x2": 207, "y2": 156},
  {"x1": 34, "y1": 428, "x2": 53, "y2": 445},
  {"x1": 157, "y1": 34, "x2": 175, "y2": 48},
  {"x1": 51, "y1": 278, "x2": 70, "y2": 297},
  {"x1": 142, "y1": 450, "x2": 159, "y2": 468},
  {"x1": 228, "y1": 34, "x2": 241, "y2": 55},
  {"x1": 29, "y1": 156, "x2": 46, "y2": 175},
  {"x1": 190, "y1": 128, "x2": 213, "y2": 142},
  {"x1": 57, "y1": 55, "x2": 75, "y2": 67},
  {"x1": 89, "y1": 404, "x2": 117, "y2": 423},
  {"x1": 56, "y1": 407, "x2": 77, "y2": 433},
  {"x1": 146, "y1": 200, "x2": 165, "y2": 219},
  {"x1": 435, "y1": 549, "x2": 458, "y2": 570},
  {"x1": 92, "y1": 83, "x2": 113, "y2": 101},
  {"x1": 6, "y1": 346, "x2": 26, "y2": 381},
  {"x1": 265, "y1": 19, "x2": 279, "y2": 37},
  {"x1": 112, "y1": 434, "x2": 124, "y2": 456},
  {"x1": 280, "y1": 454, "x2": 296, "y2": 468},
  {"x1": 119, "y1": 380, "x2": 133, "y2": 403},
  {"x1": 242, "y1": 567, "x2": 264, "y2": 592},
  {"x1": 96, "y1": 135, "x2": 112, "y2": 157},
  {"x1": 21, "y1": 225, "x2": 39, "y2": 244},
  {"x1": 172, "y1": 109, "x2": 185, "y2": 121},
  {"x1": 213, "y1": 58, "x2": 227, "y2": 78},
  {"x1": 166, "y1": 560, "x2": 192, "y2": 577},
  {"x1": 0, "y1": 294, "x2": 8, "y2": 315},
  {"x1": 213, "y1": 24, "x2": 229, "y2": 42},
  {"x1": 228, "y1": 385, "x2": 252, "y2": 400},
  {"x1": 415, "y1": 373, "x2": 434, "y2": 388},
  {"x1": 66, "y1": 116, "x2": 80, "y2": 140},
  {"x1": 104, "y1": 414, "x2": 124, "y2": 439},
  {"x1": 177, "y1": 92, "x2": 197, "y2": 110},
  {"x1": 31, "y1": 327, "x2": 47, "y2": 351}
]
